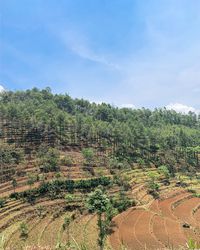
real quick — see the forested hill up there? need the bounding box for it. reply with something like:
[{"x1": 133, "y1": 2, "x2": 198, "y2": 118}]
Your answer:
[{"x1": 0, "y1": 87, "x2": 200, "y2": 172}]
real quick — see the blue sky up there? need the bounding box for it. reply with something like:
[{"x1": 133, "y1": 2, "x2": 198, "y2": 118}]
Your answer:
[{"x1": 0, "y1": 0, "x2": 200, "y2": 112}]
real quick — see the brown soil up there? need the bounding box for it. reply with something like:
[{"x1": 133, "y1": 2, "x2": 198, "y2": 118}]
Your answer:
[{"x1": 110, "y1": 190, "x2": 200, "y2": 249}]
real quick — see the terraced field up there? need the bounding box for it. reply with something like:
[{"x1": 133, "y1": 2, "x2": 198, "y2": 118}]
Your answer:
[
  {"x1": 1, "y1": 149, "x2": 200, "y2": 249},
  {"x1": 1, "y1": 203, "x2": 99, "y2": 250},
  {"x1": 110, "y1": 189, "x2": 200, "y2": 250}
]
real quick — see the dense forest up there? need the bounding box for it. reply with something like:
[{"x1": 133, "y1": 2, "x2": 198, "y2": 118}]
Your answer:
[{"x1": 0, "y1": 87, "x2": 200, "y2": 174}]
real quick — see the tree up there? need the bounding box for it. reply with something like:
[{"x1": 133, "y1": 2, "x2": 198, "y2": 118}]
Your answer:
[
  {"x1": 147, "y1": 172, "x2": 160, "y2": 199},
  {"x1": 62, "y1": 215, "x2": 71, "y2": 246},
  {"x1": 65, "y1": 194, "x2": 74, "y2": 203},
  {"x1": 27, "y1": 174, "x2": 35, "y2": 189},
  {"x1": 86, "y1": 188, "x2": 114, "y2": 250},
  {"x1": 82, "y1": 148, "x2": 95, "y2": 166},
  {"x1": 0, "y1": 198, "x2": 6, "y2": 208},
  {"x1": 12, "y1": 178, "x2": 17, "y2": 193},
  {"x1": 158, "y1": 165, "x2": 170, "y2": 179},
  {"x1": 20, "y1": 222, "x2": 28, "y2": 239}
]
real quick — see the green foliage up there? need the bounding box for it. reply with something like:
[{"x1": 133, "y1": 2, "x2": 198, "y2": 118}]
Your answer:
[
  {"x1": 10, "y1": 177, "x2": 111, "y2": 201},
  {"x1": 158, "y1": 165, "x2": 170, "y2": 179},
  {"x1": 113, "y1": 174, "x2": 131, "y2": 191},
  {"x1": 19, "y1": 222, "x2": 28, "y2": 238},
  {"x1": 0, "y1": 198, "x2": 6, "y2": 208},
  {"x1": 38, "y1": 147, "x2": 60, "y2": 173},
  {"x1": 0, "y1": 143, "x2": 24, "y2": 165},
  {"x1": 27, "y1": 174, "x2": 36, "y2": 187},
  {"x1": 147, "y1": 172, "x2": 160, "y2": 198},
  {"x1": 36, "y1": 205, "x2": 46, "y2": 218},
  {"x1": 55, "y1": 172, "x2": 62, "y2": 179},
  {"x1": 65, "y1": 194, "x2": 74, "y2": 203},
  {"x1": 12, "y1": 178, "x2": 17, "y2": 191},
  {"x1": 82, "y1": 148, "x2": 95, "y2": 165},
  {"x1": 194, "y1": 193, "x2": 200, "y2": 198},
  {"x1": 60, "y1": 156, "x2": 73, "y2": 166},
  {"x1": 62, "y1": 216, "x2": 71, "y2": 231},
  {"x1": 86, "y1": 187, "x2": 115, "y2": 249},
  {"x1": 187, "y1": 239, "x2": 200, "y2": 249},
  {"x1": 25, "y1": 191, "x2": 36, "y2": 205},
  {"x1": 86, "y1": 188, "x2": 111, "y2": 214},
  {"x1": 1, "y1": 88, "x2": 200, "y2": 174},
  {"x1": 112, "y1": 191, "x2": 136, "y2": 213},
  {"x1": 147, "y1": 171, "x2": 160, "y2": 181}
]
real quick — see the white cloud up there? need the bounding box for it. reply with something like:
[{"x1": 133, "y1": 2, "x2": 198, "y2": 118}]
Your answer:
[
  {"x1": 166, "y1": 103, "x2": 199, "y2": 114},
  {"x1": 120, "y1": 103, "x2": 136, "y2": 109},
  {"x1": 0, "y1": 85, "x2": 5, "y2": 92}
]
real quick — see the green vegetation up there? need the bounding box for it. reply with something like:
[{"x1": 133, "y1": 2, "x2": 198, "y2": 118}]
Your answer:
[
  {"x1": 0, "y1": 88, "x2": 199, "y2": 178},
  {"x1": 10, "y1": 176, "x2": 111, "y2": 201},
  {"x1": 37, "y1": 147, "x2": 60, "y2": 173},
  {"x1": 0, "y1": 198, "x2": 6, "y2": 208},
  {"x1": 0, "y1": 88, "x2": 200, "y2": 250},
  {"x1": 82, "y1": 148, "x2": 95, "y2": 165},
  {"x1": 19, "y1": 222, "x2": 28, "y2": 239},
  {"x1": 87, "y1": 187, "x2": 116, "y2": 250}
]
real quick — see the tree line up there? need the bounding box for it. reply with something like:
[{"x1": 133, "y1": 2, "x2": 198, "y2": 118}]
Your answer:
[{"x1": 0, "y1": 87, "x2": 200, "y2": 172}]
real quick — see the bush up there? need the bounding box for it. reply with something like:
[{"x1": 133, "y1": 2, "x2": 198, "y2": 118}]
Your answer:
[
  {"x1": 82, "y1": 148, "x2": 95, "y2": 165},
  {"x1": 38, "y1": 147, "x2": 60, "y2": 173},
  {"x1": 158, "y1": 165, "x2": 170, "y2": 179},
  {"x1": 0, "y1": 143, "x2": 24, "y2": 165},
  {"x1": 60, "y1": 156, "x2": 74, "y2": 166},
  {"x1": 25, "y1": 191, "x2": 36, "y2": 205},
  {"x1": 147, "y1": 182, "x2": 160, "y2": 199},
  {"x1": 10, "y1": 177, "x2": 112, "y2": 201},
  {"x1": 0, "y1": 198, "x2": 6, "y2": 208},
  {"x1": 112, "y1": 191, "x2": 136, "y2": 213},
  {"x1": 20, "y1": 222, "x2": 28, "y2": 238},
  {"x1": 62, "y1": 216, "x2": 71, "y2": 231},
  {"x1": 36, "y1": 205, "x2": 46, "y2": 218}
]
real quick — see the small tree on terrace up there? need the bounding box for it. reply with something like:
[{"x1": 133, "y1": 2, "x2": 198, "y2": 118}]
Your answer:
[
  {"x1": 12, "y1": 178, "x2": 17, "y2": 193},
  {"x1": 82, "y1": 148, "x2": 95, "y2": 166},
  {"x1": 62, "y1": 215, "x2": 71, "y2": 246},
  {"x1": 27, "y1": 174, "x2": 35, "y2": 189},
  {"x1": 147, "y1": 172, "x2": 160, "y2": 198},
  {"x1": 0, "y1": 198, "x2": 6, "y2": 208},
  {"x1": 20, "y1": 222, "x2": 28, "y2": 239},
  {"x1": 158, "y1": 165, "x2": 170, "y2": 183},
  {"x1": 86, "y1": 187, "x2": 115, "y2": 250}
]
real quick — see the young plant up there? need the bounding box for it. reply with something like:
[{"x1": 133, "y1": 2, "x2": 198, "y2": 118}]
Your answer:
[
  {"x1": 20, "y1": 222, "x2": 28, "y2": 239},
  {"x1": 86, "y1": 187, "x2": 115, "y2": 250},
  {"x1": 62, "y1": 215, "x2": 72, "y2": 246},
  {"x1": 12, "y1": 178, "x2": 17, "y2": 193}
]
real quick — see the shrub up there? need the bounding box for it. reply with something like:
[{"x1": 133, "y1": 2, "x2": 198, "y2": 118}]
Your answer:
[
  {"x1": 82, "y1": 148, "x2": 95, "y2": 165},
  {"x1": 158, "y1": 165, "x2": 170, "y2": 179},
  {"x1": 36, "y1": 205, "x2": 46, "y2": 218},
  {"x1": 62, "y1": 216, "x2": 71, "y2": 231},
  {"x1": 20, "y1": 222, "x2": 28, "y2": 238},
  {"x1": 65, "y1": 194, "x2": 74, "y2": 203},
  {"x1": 0, "y1": 198, "x2": 6, "y2": 208},
  {"x1": 112, "y1": 191, "x2": 136, "y2": 213},
  {"x1": 60, "y1": 156, "x2": 73, "y2": 166},
  {"x1": 38, "y1": 147, "x2": 60, "y2": 173},
  {"x1": 10, "y1": 177, "x2": 112, "y2": 201}
]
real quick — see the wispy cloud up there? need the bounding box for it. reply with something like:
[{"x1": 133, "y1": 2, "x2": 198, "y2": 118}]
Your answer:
[
  {"x1": 1, "y1": 0, "x2": 200, "y2": 110},
  {"x1": 59, "y1": 29, "x2": 120, "y2": 70}
]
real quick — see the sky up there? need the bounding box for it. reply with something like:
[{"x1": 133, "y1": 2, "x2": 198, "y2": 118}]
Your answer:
[{"x1": 0, "y1": 0, "x2": 200, "y2": 113}]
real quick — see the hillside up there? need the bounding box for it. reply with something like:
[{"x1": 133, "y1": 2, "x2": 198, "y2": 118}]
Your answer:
[{"x1": 0, "y1": 88, "x2": 200, "y2": 250}]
